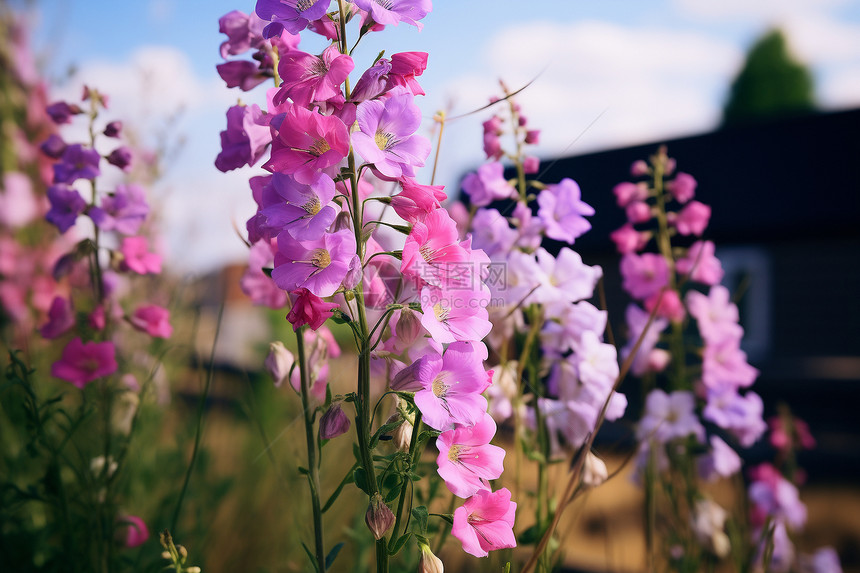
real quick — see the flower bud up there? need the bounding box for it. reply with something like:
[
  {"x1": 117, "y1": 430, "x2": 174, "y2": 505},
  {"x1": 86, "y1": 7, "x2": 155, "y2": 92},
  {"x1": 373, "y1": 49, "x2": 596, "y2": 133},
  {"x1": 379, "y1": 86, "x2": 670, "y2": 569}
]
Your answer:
[
  {"x1": 186, "y1": 568, "x2": 201, "y2": 573},
  {"x1": 107, "y1": 146, "x2": 133, "y2": 171},
  {"x1": 104, "y1": 121, "x2": 123, "y2": 138},
  {"x1": 265, "y1": 341, "x2": 294, "y2": 387},
  {"x1": 393, "y1": 308, "x2": 421, "y2": 348},
  {"x1": 365, "y1": 493, "x2": 395, "y2": 540},
  {"x1": 582, "y1": 451, "x2": 608, "y2": 487},
  {"x1": 630, "y1": 159, "x2": 649, "y2": 177},
  {"x1": 319, "y1": 402, "x2": 351, "y2": 439},
  {"x1": 418, "y1": 542, "x2": 444, "y2": 573}
]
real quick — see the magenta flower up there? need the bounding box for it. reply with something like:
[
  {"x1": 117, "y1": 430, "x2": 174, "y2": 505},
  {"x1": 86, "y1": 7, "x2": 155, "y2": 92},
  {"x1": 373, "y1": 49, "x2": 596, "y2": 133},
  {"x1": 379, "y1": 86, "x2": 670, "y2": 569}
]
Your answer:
[
  {"x1": 676, "y1": 240, "x2": 723, "y2": 285},
  {"x1": 216, "y1": 60, "x2": 269, "y2": 91},
  {"x1": 215, "y1": 104, "x2": 272, "y2": 172},
  {"x1": 53, "y1": 144, "x2": 101, "y2": 184},
  {"x1": 610, "y1": 223, "x2": 649, "y2": 254},
  {"x1": 351, "y1": 58, "x2": 393, "y2": 102},
  {"x1": 255, "y1": 0, "x2": 331, "y2": 36},
  {"x1": 272, "y1": 228, "x2": 356, "y2": 297},
  {"x1": 401, "y1": 208, "x2": 469, "y2": 287},
  {"x1": 319, "y1": 402, "x2": 351, "y2": 439},
  {"x1": 625, "y1": 200, "x2": 651, "y2": 224},
  {"x1": 702, "y1": 334, "x2": 758, "y2": 390},
  {"x1": 219, "y1": 10, "x2": 266, "y2": 58},
  {"x1": 241, "y1": 239, "x2": 288, "y2": 308},
  {"x1": 451, "y1": 487, "x2": 517, "y2": 558},
  {"x1": 620, "y1": 252, "x2": 669, "y2": 300},
  {"x1": 39, "y1": 296, "x2": 75, "y2": 339},
  {"x1": 388, "y1": 51, "x2": 428, "y2": 96},
  {"x1": 354, "y1": 0, "x2": 432, "y2": 30},
  {"x1": 287, "y1": 287, "x2": 338, "y2": 330},
  {"x1": 276, "y1": 44, "x2": 354, "y2": 107},
  {"x1": 129, "y1": 305, "x2": 173, "y2": 338},
  {"x1": 260, "y1": 173, "x2": 338, "y2": 240},
  {"x1": 352, "y1": 87, "x2": 431, "y2": 179},
  {"x1": 612, "y1": 181, "x2": 647, "y2": 207},
  {"x1": 51, "y1": 337, "x2": 118, "y2": 388},
  {"x1": 620, "y1": 303, "x2": 669, "y2": 377},
  {"x1": 89, "y1": 184, "x2": 150, "y2": 235},
  {"x1": 265, "y1": 103, "x2": 349, "y2": 184},
  {"x1": 461, "y1": 162, "x2": 516, "y2": 207},
  {"x1": 120, "y1": 237, "x2": 162, "y2": 275},
  {"x1": 46, "y1": 184, "x2": 87, "y2": 233},
  {"x1": 536, "y1": 178, "x2": 594, "y2": 244},
  {"x1": 420, "y1": 284, "x2": 491, "y2": 344},
  {"x1": 667, "y1": 172, "x2": 697, "y2": 203},
  {"x1": 686, "y1": 286, "x2": 742, "y2": 343},
  {"x1": 119, "y1": 515, "x2": 150, "y2": 549},
  {"x1": 436, "y1": 414, "x2": 505, "y2": 498},
  {"x1": 414, "y1": 341, "x2": 490, "y2": 431},
  {"x1": 674, "y1": 200, "x2": 711, "y2": 236},
  {"x1": 0, "y1": 172, "x2": 39, "y2": 228},
  {"x1": 390, "y1": 177, "x2": 446, "y2": 223},
  {"x1": 46, "y1": 101, "x2": 82, "y2": 124}
]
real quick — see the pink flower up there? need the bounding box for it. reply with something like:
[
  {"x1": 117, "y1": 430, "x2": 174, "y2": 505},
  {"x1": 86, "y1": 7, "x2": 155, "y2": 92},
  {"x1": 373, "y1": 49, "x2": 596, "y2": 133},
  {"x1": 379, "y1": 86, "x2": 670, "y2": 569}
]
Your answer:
[
  {"x1": 287, "y1": 288, "x2": 338, "y2": 330},
  {"x1": 39, "y1": 296, "x2": 75, "y2": 339},
  {"x1": 0, "y1": 172, "x2": 39, "y2": 228},
  {"x1": 414, "y1": 341, "x2": 491, "y2": 431},
  {"x1": 275, "y1": 44, "x2": 354, "y2": 107},
  {"x1": 702, "y1": 335, "x2": 758, "y2": 390},
  {"x1": 452, "y1": 488, "x2": 517, "y2": 558},
  {"x1": 272, "y1": 228, "x2": 357, "y2": 297},
  {"x1": 461, "y1": 162, "x2": 516, "y2": 207},
  {"x1": 667, "y1": 172, "x2": 697, "y2": 203},
  {"x1": 130, "y1": 305, "x2": 172, "y2": 338},
  {"x1": 352, "y1": 87, "x2": 431, "y2": 179},
  {"x1": 637, "y1": 389, "x2": 705, "y2": 444},
  {"x1": 686, "y1": 286, "x2": 743, "y2": 343},
  {"x1": 51, "y1": 337, "x2": 118, "y2": 388},
  {"x1": 390, "y1": 177, "x2": 446, "y2": 223},
  {"x1": 241, "y1": 239, "x2": 288, "y2": 308},
  {"x1": 388, "y1": 51, "x2": 429, "y2": 96},
  {"x1": 265, "y1": 102, "x2": 349, "y2": 184},
  {"x1": 319, "y1": 402, "x2": 351, "y2": 439},
  {"x1": 610, "y1": 223, "x2": 649, "y2": 254},
  {"x1": 676, "y1": 240, "x2": 723, "y2": 285},
  {"x1": 215, "y1": 104, "x2": 272, "y2": 172},
  {"x1": 644, "y1": 289, "x2": 686, "y2": 323},
  {"x1": 420, "y1": 284, "x2": 491, "y2": 344},
  {"x1": 119, "y1": 515, "x2": 149, "y2": 548},
  {"x1": 436, "y1": 414, "x2": 505, "y2": 498},
  {"x1": 401, "y1": 208, "x2": 469, "y2": 287},
  {"x1": 353, "y1": 0, "x2": 432, "y2": 30},
  {"x1": 625, "y1": 200, "x2": 651, "y2": 224},
  {"x1": 120, "y1": 236, "x2": 162, "y2": 275},
  {"x1": 613, "y1": 181, "x2": 647, "y2": 207},
  {"x1": 620, "y1": 252, "x2": 669, "y2": 300},
  {"x1": 674, "y1": 200, "x2": 711, "y2": 236}
]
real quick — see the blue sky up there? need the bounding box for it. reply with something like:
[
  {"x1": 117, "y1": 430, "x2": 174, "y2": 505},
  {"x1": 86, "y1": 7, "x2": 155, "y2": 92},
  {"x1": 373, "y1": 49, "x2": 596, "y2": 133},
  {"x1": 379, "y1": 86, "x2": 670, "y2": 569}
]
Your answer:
[{"x1": 19, "y1": 0, "x2": 860, "y2": 273}]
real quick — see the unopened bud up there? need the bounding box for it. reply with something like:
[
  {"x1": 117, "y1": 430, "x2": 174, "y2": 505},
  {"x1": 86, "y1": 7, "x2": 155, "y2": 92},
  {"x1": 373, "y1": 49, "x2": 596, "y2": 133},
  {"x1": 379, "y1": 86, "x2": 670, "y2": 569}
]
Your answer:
[
  {"x1": 418, "y1": 542, "x2": 444, "y2": 573},
  {"x1": 365, "y1": 493, "x2": 395, "y2": 540},
  {"x1": 582, "y1": 451, "x2": 608, "y2": 488},
  {"x1": 161, "y1": 551, "x2": 171, "y2": 560},
  {"x1": 393, "y1": 308, "x2": 421, "y2": 348},
  {"x1": 265, "y1": 341, "x2": 294, "y2": 388},
  {"x1": 319, "y1": 402, "x2": 351, "y2": 439},
  {"x1": 386, "y1": 411, "x2": 413, "y2": 452},
  {"x1": 177, "y1": 545, "x2": 188, "y2": 561},
  {"x1": 186, "y1": 568, "x2": 201, "y2": 573}
]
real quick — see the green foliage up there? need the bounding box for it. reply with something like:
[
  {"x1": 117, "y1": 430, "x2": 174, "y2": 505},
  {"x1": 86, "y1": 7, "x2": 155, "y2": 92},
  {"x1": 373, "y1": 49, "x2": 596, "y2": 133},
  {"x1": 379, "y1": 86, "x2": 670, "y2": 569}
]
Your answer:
[{"x1": 722, "y1": 29, "x2": 816, "y2": 127}]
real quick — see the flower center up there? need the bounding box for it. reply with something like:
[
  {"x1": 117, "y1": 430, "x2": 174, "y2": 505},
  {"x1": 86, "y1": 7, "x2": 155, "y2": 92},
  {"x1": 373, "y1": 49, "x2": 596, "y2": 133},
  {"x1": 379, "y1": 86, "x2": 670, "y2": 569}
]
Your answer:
[
  {"x1": 432, "y1": 376, "x2": 448, "y2": 398},
  {"x1": 419, "y1": 244, "x2": 434, "y2": 262},
  {"x1": 433, "y1": 302, "x2": 449, "y2": 323},
  {"x1": 309, "y1": 57, "x2": 329, "y2": 78},
  {"x1": 309, "y1": 138, "x2": 331, "y2": 157},
  {"x1": 374, "y1": 131, "x2": 395, "y2": 151},
  {"x1": 447, "y1": 444, "x2": 462, "y2": 462},
  {"x1": 373, "y1": 0, "x2": 394, "y2": 8},
  {"x1": 295, "y1": 0, "x2": 316, "y2": 13},
  {"x1": 310, "y1": 248, "x2": 331, "y2": 269},
  {"x1": 302, "y1": 197, "x2": 322, "y2": 215}
]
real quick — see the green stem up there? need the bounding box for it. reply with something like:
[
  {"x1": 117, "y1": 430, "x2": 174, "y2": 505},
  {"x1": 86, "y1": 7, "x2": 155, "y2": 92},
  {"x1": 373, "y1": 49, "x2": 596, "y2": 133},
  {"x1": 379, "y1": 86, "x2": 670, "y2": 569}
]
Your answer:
[
  {"x1": 391, "y1": 411, "x2": 422, "y2": 542},
  {"x1": 296, "y1": 328, "x2": 326, "y2": 573}
]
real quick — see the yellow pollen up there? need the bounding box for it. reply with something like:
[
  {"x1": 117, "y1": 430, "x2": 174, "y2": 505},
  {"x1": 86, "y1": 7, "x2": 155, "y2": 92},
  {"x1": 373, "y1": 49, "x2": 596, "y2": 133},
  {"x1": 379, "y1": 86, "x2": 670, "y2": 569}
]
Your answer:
[
  {"x1": 419, "y1": 244, "x2": 433, "y2": 262},
  {"x1": 374, "y1": 131, "x2": 394, "y2": 151},
  {"x1": 433, "y1": 302, "x2": 449, "y2": 322},
  {"x1": 310, "y1": 248, "x2": 331, "y2": 269},
  {"x1": 309, "y1": 138, "x2": 331, "y2": 157},
  {"x1": 302, "y1": 197, "x2": 322, "y2": 215},
  {"x1": 432, "y1": 377, "x2": 448, "y2": 398},
  {"x1": 447, "y1": 445, "x2": 462, "y2": 462}
]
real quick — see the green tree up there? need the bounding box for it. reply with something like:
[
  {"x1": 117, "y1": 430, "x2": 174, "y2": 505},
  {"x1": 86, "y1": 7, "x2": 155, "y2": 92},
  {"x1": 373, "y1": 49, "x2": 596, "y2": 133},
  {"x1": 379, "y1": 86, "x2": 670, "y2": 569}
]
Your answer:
[{"x1": 722, "y1": 29, "x2": 816, "y2": 127}]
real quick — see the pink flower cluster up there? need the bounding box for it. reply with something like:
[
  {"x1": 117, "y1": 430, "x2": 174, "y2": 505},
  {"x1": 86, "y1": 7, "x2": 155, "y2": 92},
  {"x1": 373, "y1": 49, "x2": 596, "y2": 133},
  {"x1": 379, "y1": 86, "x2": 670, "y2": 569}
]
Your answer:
[{"x1": 219, "y1": 1, "x2": 516, "y2": 559}]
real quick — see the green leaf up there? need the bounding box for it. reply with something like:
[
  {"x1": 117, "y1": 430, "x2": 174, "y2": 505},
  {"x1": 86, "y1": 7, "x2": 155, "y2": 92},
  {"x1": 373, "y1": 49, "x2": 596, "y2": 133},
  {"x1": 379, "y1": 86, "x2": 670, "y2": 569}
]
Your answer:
[
  {"x1": 300, "y1": 542, "x2": 320, "y2": 573},
  {"x1": 410, "y1": 505, "x2": 428, "y2": 535},
  {"x1": 297, "y1": 466, "x2": 309, "y2": 475},
  {"x1": 384, "y1": 482, "x2": 402, "y2": 503},
  {"x1": 331, "y1": 309, "x2": 352, "y2": 324},
  {"x1": 325, "y1": 542, "x2": 344, "y2": 569},
  {"x1": 370, "y1": 417, "x2": 405, "y2": 449},
  {"x1": 388, "y1": 532, "x2": 411, "y2": 556},
  {"x1": 353, "y1": 467, "x2": 370, "y2": 495},
  {"x1": 518, "y1": 523, "x2": 542, "y2": 545}
]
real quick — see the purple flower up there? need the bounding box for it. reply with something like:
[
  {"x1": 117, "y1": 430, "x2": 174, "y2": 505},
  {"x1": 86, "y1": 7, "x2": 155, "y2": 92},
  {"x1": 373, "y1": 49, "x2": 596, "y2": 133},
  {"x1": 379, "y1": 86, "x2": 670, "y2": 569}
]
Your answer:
[
  {"x1": 217, "y1": 60, "x2": 269, "y2": 91},
  {"x1": 241, "y1": 238, "x2": 289, "y2": 308},
  {"x1": 319, "y1": 402, "x2": 351, "y2": 439},
  {"x1": 219, "y1": 10, "x2": 266, "y2": 58},
  {"x1": 703, "y1": 388, "x2": 766, "y2": 447},
  {"x1": 46, "y1": 184, "x2": 87, "y2": 233},
  {"x1": 260, "y1": 173, "x2": 339, "y2": 240},
  {"x1": 698, "y1": 436, "x2": 742, "y2": 481},
  {"x1": 40, "y1": 134, "x2": 67, "y2": 158},
  {"x1": 352, "y1": 87, "x2": 431, "y2": 180},
  {"x1": 215, "y1": 104, "x2": 272, "y2": 172},
  {"x1": 39, "y1": 296, "x2": 75, "y2": 339},
  {"x1": 255, "y1": 0, "x2": 331, "y2": 37},
  {"x1": 620, "y1": 252, "x2": 669, "y2": 300},
  {"x1": 89, "y1": 184, "x2": 150, "y2": 235},
  {"x1": 103, "y1": 121, "x2": 123, "y2": 138},
  {"x1": 620, "y1": 303, "x2": 668, "y2": 376},
  {"x1": 53, "y1": 144, "x2": 101, "y2": 184},
  {"x1": 461, "y1": 162, "x2": 516, "y2": 207},
  {"x1": 351, "y1": 58, "x2": 392, "y2": 102},
  {"x1": 272, "y1": 227, "x2": 356, "y2": 297},
  {"x1": 353, "y1": 0, "x2": 432, "y2": 30},
  {"x1": 106, "y1": 146, "x2": 133, "y2": 171},
  {"x1": 637, "y1": 389, "x2": 705, "y2": 444},
  {"x1": 46, "y1": 101, "x2": 82, "y2": 124},
  {"x1": 470, "y1": 208, "x2": 516, "y2": 259},
  {"x1": 536, "y1": 178, "x2": 594, "y2": 244}
]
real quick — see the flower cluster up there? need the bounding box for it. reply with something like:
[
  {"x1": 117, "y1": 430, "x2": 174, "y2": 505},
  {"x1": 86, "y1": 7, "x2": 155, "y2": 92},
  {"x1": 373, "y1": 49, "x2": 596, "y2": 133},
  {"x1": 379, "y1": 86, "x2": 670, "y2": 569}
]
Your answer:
[{"x1": 218, "y1": 1, "x2": 514, "y2": 568}]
